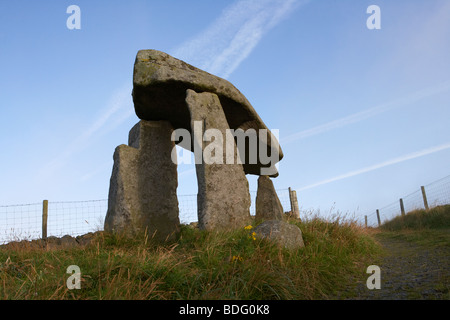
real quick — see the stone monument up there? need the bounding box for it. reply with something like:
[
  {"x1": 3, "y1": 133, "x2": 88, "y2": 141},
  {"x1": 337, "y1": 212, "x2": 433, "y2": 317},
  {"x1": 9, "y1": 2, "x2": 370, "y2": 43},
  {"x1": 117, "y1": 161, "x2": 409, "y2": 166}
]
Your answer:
[{"x1": 104, "y1": 49, "x2": 286, "y2": 240}]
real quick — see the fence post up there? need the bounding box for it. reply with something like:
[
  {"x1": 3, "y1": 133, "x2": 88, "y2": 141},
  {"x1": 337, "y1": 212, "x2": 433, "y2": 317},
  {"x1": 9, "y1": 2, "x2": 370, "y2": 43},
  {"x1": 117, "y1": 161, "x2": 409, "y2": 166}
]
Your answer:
[
  {"x1": 288, "y1": 187, "x2": 300, "y2": 219},
  {"x1": 421, "y1": 186, "x2": 429, "y2": 210},
  {"x1": 364, "y1": 215, "x2": 368, "y2": 228},
  {"x1": 376, "y1": 209, "x2": 381, "y2": 227},
  {"x1": 399, "y1": 198, "x2": 405, "y2": 216},
  {"x1": 42, "y1": 200, "x2": 48, "y2": 240}
]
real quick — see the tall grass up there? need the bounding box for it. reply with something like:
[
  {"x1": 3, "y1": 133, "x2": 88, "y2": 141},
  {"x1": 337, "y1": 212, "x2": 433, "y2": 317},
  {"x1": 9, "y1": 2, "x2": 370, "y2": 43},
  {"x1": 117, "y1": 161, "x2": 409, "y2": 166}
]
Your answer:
[
  {"x1": 380, "y1": 205, "x2": 450, "y2": 231},
  {"x1": 377, "y1": 205, "x2": 450, "y2": 248},
  {"x1": 0, "y1": 214, "x2": 380, "y2": 300}
]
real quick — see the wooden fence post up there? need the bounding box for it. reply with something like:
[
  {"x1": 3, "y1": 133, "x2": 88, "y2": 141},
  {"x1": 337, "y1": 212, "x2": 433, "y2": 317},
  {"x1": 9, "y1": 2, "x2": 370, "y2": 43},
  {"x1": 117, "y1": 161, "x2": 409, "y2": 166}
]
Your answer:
[
  {"x1": 288, "y1": 187, "x2": 300, "y2": 219},
  {"x1": 42, "y1": 200, "x2": 48, "y2": 240},
  {"x1": 399, "y1": 198, "x2": 405, "y2": 216},
  {"x1": 365, "y1": 215, "x2": 368, "y2": 228},
  {"x1": 376, "y1": 209, "x2": 381, "y2": 227},
  {"x1": 421, "y1": 186, "x2": 429, "y2": 210}
]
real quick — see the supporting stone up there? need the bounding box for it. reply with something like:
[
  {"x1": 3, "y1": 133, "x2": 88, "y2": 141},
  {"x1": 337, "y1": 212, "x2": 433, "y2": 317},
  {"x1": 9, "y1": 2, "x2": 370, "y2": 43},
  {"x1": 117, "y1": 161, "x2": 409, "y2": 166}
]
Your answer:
[
  {"x1": 104, "y1": 120, "x2": 180, "y2": 242},
  {"x1": 185, "y1": 89, "x2": 251, "y2": 231},
  {"x1": 255, "y1": 176, "x2": 284, "y2": 222}
]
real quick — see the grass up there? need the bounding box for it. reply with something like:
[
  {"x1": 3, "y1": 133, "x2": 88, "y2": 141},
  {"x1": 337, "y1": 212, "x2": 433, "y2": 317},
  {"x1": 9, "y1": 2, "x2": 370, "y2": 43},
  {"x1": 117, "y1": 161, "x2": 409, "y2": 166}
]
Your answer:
[
  {"x1": 377, "y1": 205, "x2": 450, "y2": 248},
  {"x1": 0, "y1": 214, "x2": 381, "y2": 300}
]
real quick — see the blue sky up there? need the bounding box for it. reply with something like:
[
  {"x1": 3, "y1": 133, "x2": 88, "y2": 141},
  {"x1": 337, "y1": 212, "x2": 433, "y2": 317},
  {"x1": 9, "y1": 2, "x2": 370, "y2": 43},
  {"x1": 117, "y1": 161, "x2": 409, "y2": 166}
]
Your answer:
[{"x1": 1, "y1": 0, "x2": 449, "y2": 222}]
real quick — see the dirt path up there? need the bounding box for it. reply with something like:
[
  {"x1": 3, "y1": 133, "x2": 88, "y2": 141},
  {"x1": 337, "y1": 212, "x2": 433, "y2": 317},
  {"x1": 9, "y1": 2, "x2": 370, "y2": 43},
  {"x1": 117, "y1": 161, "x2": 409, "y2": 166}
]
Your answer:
[{"x1": 351, "y1": 236, "x2": 450, "y2": 300}]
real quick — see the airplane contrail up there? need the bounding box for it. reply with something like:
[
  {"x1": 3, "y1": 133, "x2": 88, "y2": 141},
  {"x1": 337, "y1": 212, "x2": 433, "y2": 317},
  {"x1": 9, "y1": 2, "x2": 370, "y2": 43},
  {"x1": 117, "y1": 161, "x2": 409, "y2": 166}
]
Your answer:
[
  {"x1": 282, "y1": 80, "x2": 450, "y2": 145},
  {"x1": 298, "y1": 142, "x2": 450, "y2": 191},
  {"x1": 171, "y1": 0, "x2": 307, "y2": 79}
]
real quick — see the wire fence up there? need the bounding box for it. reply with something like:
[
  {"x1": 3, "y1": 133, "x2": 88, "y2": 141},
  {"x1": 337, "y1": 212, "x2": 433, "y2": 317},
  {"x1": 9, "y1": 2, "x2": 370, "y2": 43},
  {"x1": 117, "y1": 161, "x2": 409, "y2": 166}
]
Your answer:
[
  {"x1": 2, "y1": 174, "x2": 448, "y2": 243},
  {"x1": 178, "y1": 189, "x2": 292, "y2": 224},
  {"x1": 0, "y1": 202, "x2": 42, "y2": 244},
  {"x1": 364, "y1": 175, "x2": 450, "y2": 227},
  {"x1": 0, "y1": 189, "x2": 292, "y2": 245}
]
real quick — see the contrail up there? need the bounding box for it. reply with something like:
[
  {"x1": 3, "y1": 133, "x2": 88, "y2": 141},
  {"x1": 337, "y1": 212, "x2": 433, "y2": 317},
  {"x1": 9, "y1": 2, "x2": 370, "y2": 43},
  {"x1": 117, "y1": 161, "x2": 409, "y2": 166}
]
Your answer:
[
  {"x1": 298, "y1": 142, "x2": 450, "y2": 191},
  {"x1": 37, "y1": 83, "x2": 132, "y2": 178},
  {"x1": 43, "y1": 0, "x2": 305, "y2": 179},
  {"x1": 171, "y1": 0, "x2": 307, "y2": 79},
  {"x1": 282, "y1": 80, "x2": 450, "y2": 145}
]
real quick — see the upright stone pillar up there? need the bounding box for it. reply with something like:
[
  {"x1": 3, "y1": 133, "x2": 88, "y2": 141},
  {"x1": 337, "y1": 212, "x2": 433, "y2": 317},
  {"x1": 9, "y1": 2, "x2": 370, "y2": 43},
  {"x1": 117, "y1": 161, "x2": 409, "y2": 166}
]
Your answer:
[
  {"x1": 104, "y1": 120, "x2": 180, "y2": 242},
  {"x1": 255, "y1": 175, "x2": 284, "y2": 222},
  {"x1": 185, "y1": 89, "x2": 251, "y2": 231}
]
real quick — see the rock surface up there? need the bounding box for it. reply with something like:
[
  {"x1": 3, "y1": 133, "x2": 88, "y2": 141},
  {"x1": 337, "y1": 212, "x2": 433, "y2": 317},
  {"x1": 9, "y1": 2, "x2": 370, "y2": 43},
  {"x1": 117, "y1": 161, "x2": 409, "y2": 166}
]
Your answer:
[
  {"x1": 255, "y1": 176, "x2": 284, "y2": 222},
  {"x1": 104, "y1": 120, "x2": 180, "y2": 242},
  {"x1": 132, "y1": 49, "x2": 282, "y2": 177},
  {"x1": 253, "y1": 220, "x2": 305, "y2": 249},
  {"x1": 0, "y1": 232, "x2": 102, "y2": 250},
  {"x1": 186, "y1": 89, "x2": 251, "y2": 231}
]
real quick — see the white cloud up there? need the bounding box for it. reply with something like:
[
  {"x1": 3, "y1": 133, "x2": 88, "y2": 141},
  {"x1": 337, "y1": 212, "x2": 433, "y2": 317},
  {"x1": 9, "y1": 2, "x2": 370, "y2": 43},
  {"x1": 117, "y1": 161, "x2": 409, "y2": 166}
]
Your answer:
[
  {"x1": 171, "y1": 0, "x2": 307, "y2": 79},
  {"x1": 298, "y1": 142, "x2": 450, "y2": 191}
]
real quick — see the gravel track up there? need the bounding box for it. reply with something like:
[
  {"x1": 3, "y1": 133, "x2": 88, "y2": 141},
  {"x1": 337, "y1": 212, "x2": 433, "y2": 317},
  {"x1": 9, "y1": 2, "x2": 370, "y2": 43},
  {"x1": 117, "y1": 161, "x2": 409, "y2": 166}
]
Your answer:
[{"x1": 350, "y1": 236, "x2": 450, "y2": 300}]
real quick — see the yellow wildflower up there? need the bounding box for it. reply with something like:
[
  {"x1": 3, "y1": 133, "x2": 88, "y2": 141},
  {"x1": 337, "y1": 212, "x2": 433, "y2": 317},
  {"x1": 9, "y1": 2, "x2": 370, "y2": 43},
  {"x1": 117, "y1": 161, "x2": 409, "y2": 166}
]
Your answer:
[
  {"x1": 231, "y1": 255, "x2": 244, "y2": 262},
  {"x1": 244, "y1": 225, "x2": 253, "y2": 230}
]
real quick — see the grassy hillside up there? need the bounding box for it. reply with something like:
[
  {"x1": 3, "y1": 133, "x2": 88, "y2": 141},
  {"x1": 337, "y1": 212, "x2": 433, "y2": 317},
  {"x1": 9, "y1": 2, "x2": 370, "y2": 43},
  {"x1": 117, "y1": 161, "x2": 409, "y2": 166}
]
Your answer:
[
  {"x1": 378, "y1": 205, "x2": 450, "y2": 248},
  {"x1": 0, "y1": 215, "x2": 380, "y2": 300}
]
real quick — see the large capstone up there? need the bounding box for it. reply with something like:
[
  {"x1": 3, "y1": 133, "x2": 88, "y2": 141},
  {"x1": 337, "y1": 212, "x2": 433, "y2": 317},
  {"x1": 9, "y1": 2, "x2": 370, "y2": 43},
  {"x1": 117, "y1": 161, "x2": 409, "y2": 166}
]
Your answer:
[
  {"x1": 132, "y1": 49, "x2": 282, "y2": 177},
  {"x1": 255, "y1": 175, "x2": 284, "y2": 222},
  {"x1": 185, "y1": 89, "x2": 251, "y2": 230},
  {"x1": 104, "y1": 120, "x2": 180, "y2": 242}
]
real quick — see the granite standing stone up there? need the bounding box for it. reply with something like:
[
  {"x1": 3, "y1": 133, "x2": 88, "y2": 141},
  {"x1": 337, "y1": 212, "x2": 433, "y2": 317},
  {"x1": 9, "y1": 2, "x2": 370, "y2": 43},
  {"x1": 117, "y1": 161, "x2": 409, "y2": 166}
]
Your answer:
[
  {"x1": 185, "y1": 89, "x2": 251, "y2": 230},
  {"x1": 104, "y1": 120, "x2": 180, "y2": 242},
  {"x1": 255, "y1": 175, "x2": 284, "y2": 222}
]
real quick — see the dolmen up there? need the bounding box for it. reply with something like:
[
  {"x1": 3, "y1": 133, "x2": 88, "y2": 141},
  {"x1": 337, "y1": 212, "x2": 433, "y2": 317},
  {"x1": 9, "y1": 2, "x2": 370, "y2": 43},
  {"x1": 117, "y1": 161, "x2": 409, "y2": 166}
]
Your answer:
[{"x1": 104, "y1": 49, "x2": 286, "y2": 242}]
